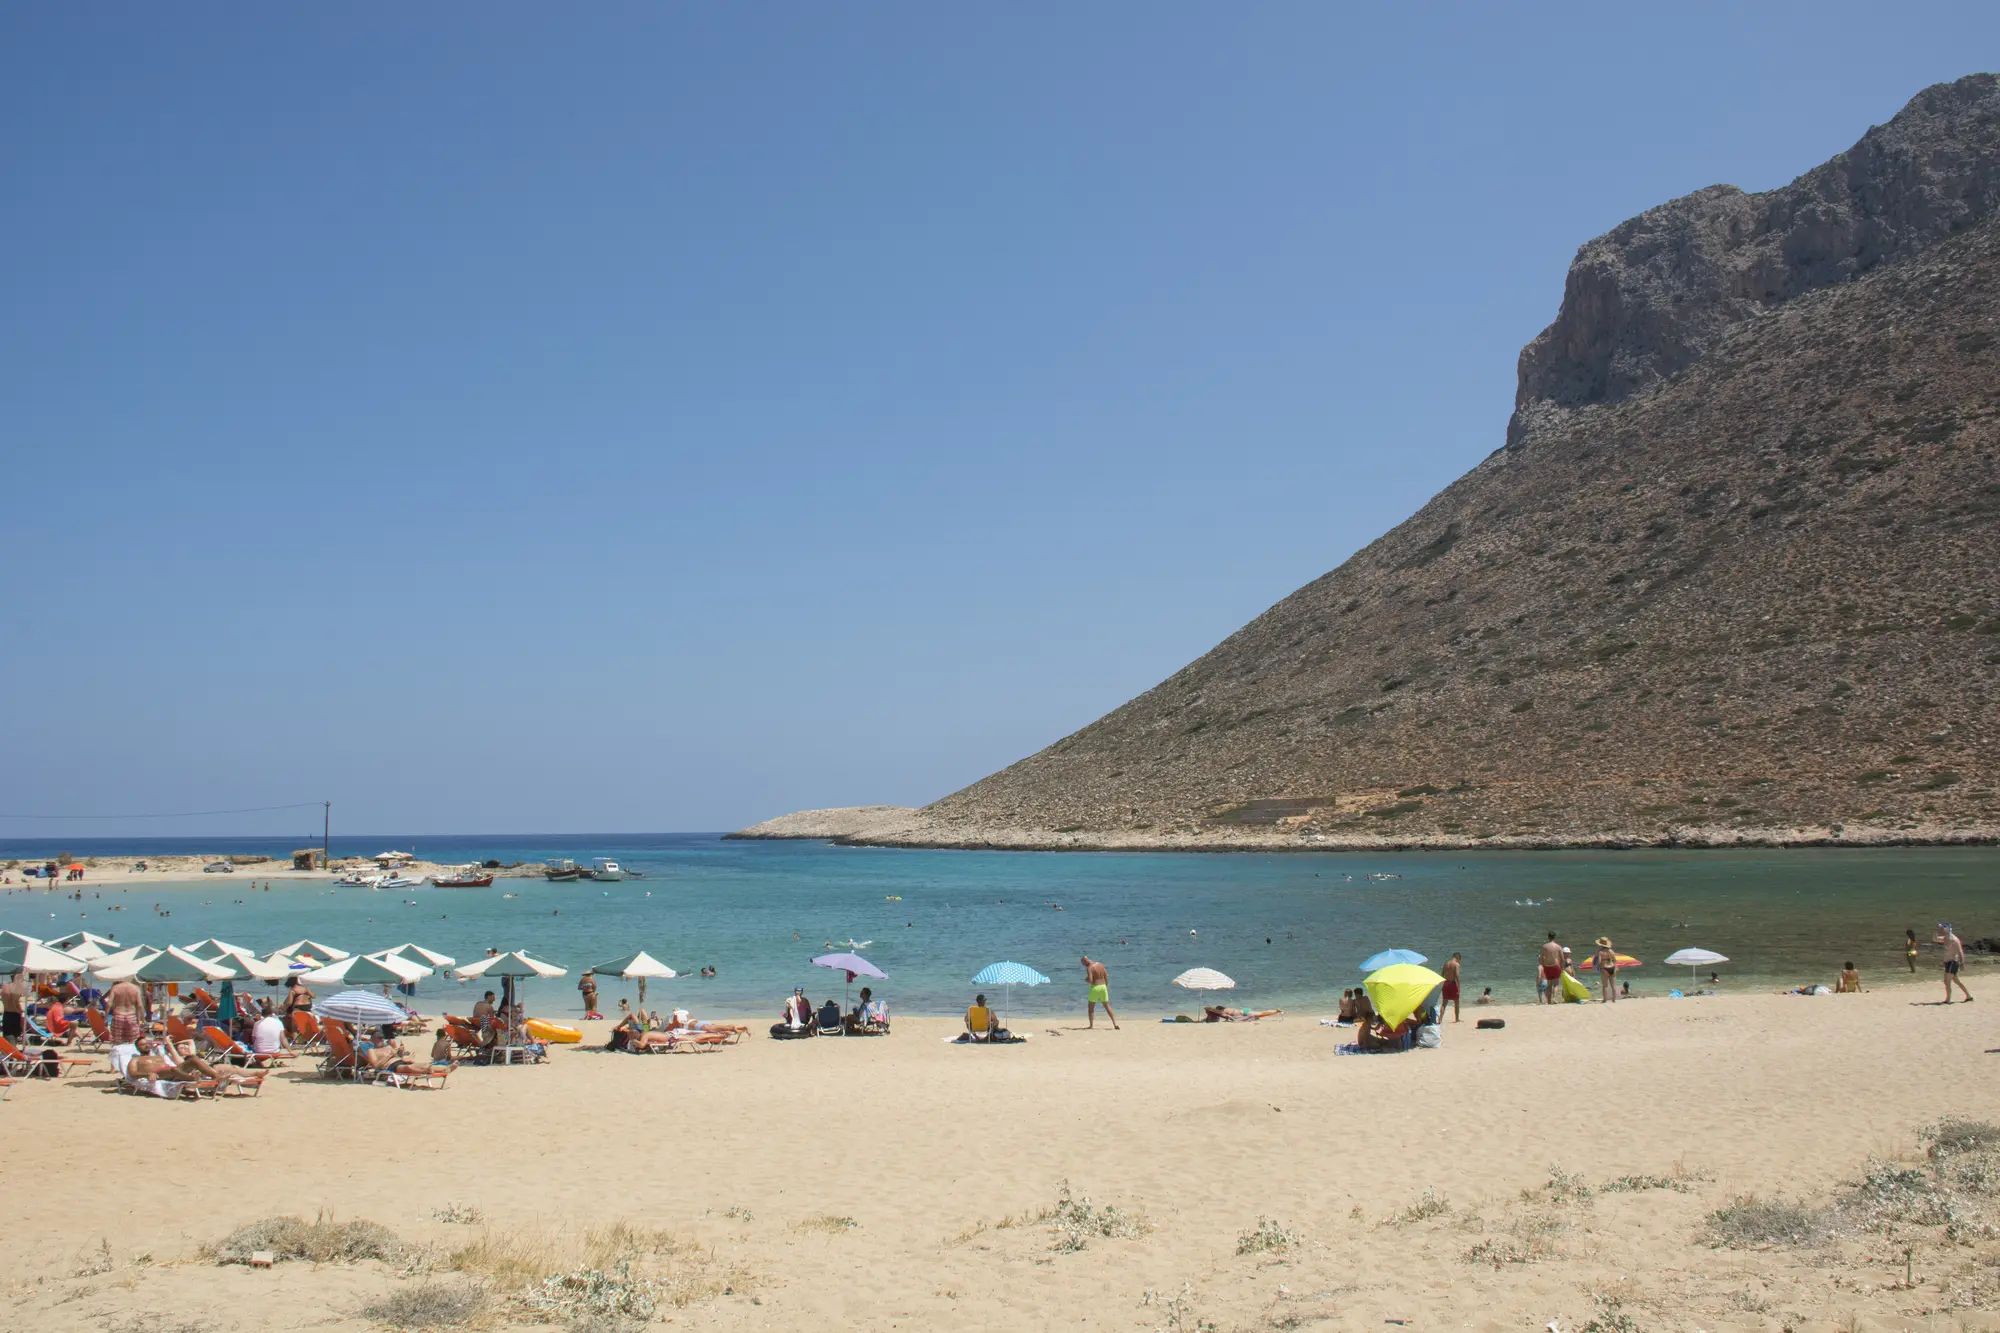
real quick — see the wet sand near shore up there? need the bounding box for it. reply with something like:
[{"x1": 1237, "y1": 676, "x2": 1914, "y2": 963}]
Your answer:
[{"x1": 4, "y1": 988, "x2": 1997, "y2": 1332}]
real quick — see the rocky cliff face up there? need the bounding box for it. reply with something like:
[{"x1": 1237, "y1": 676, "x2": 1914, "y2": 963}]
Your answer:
[
  {"x1": 1507, "y1": 73, "x2": 2000, "y2": 448},
  {"x1": 738, "y1": 76, "x2": 2000, "y2": 852}
]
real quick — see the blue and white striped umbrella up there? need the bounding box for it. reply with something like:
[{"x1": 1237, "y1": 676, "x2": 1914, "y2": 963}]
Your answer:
[
  {"x1": 970, "y1": 962, "x2": 1049, "y2": 1032},
  {"x1": 313, "y1": 989, "x2": 413, "y2": 1027},
  {"x1": 972, "y1": 961, "x2": 1050, "y2": 987}
]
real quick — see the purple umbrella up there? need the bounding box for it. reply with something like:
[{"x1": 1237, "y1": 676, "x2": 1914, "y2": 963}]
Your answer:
[{"x1": 811, "y1": 952, "x2": 886, "y2": 1018}]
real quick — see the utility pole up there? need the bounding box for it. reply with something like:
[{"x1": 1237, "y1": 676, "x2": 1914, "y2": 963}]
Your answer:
[{"x1": 323, "y1": 801, "x2": 331, "y2": 867}]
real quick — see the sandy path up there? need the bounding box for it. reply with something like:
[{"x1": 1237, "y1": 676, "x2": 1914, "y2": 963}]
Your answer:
[{"x1": 4, "y1": 990, "x2": 1997, "y2": 1332}]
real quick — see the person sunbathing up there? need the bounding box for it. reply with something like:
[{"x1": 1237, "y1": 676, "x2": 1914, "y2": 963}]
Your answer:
[
  {"x1": 129, "y1": 1037, "x2": 226, "y2": 1083},
  {"x1": 359, "y1": 1039, "x2": 453, "y2": 1079},
  {"x1": 1202, "y1": 1006, "x2": 1284, "y2": 1022}
]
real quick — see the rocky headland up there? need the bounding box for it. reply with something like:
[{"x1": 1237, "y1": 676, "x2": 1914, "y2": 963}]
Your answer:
[{"x1": 738, "y1": 74, "x2": 2000, "y2": 853}]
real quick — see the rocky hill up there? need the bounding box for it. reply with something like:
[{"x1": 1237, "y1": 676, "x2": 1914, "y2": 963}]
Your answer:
[{"x1": 740, "y1": 75, "x2": 2000, "y2": 851}]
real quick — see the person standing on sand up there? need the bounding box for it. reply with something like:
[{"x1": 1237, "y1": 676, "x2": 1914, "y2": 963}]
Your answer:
[
  {"x1": 1538, "y1": 933, "x2": 1564, "y2": 1005},
  {"x1": 1441, "y1": 954, "x2": 1463, "y2": 1023},
  {"x1": 107, "y1": 974, "x2": 146, "y2": 1046},
  {"x1": 1593, "y1": 938, "x2": 1618, "y2": 1003},
  {"x1": 1907, "y1": 928, "x2": 1920, "y2": 973},
  {"x1": 1937, "y1": 924, "x2": 1974, "y2": 1003},
  {"x1": 578, "y1": 971, "x2": 599, "y2": 1016},
  {"x1": 0, "y1": 971, "x2": 26, "y2": 1040},
  {"x1": 1082, "y1": 956, "x2": 1118, "y2": 1029}
]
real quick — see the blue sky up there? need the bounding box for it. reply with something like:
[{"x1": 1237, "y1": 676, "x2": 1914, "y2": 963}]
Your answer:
[{"x1": 3, "y1": 6, "x2": 1994, "y2": 837}]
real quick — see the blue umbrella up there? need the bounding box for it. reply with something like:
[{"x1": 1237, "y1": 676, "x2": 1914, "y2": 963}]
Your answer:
[
  {"x1": 971, "y1": 961, "x2": 1049, "y2": 1030},
  {"x1": 313, "y1": 989, "x2": 412, "y2": 1029},
  {"x1": 1360, "y1": 948, "x2": 1428, "y2": 973},
  {"x1": 972, "y1": 962, "x2": 1049, "y2": 987}
]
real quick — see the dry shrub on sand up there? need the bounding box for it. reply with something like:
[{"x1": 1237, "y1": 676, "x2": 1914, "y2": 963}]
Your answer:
[
  {"x1": 360, "y1": 1281, "x2": 489, "y2": 1330},
  {"x1": 1704, "y1": 1195, "x2": 1831, "y2": 1248},
  {"x1": 1048, "y1": 1181, "x2": 1146, "y2": 1253},
  {"x1": 1236, "y1": 1217, "x2": 1300, "y2": 1256},
  {"x1": 206, "y1": 1213, "x2": 405, "y2": 1266},
  {"x1": 446, "y1": 1220, "x2": 748, "y2": 1309},
  {"x1": 1391, "y1": 1188, "x2": 1451, "y2": 1224}
]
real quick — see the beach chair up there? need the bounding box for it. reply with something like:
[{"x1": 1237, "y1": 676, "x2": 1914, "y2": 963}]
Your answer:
[
  {"x1": 320, "y1": 1022, "x2": 367, "y2": 1081},
  {"x1": 203, "y1": 1024, "x2": 294, "y2": 1067},
  {"x1": 166, "y1": 1015, "x2": 196, "y2": 1047},
  {"x1": 0, "y1": 1035, "x2": 96, "y2": 1079},
  {"x1": 381, "y1": 1062, "x2": 454, "y2": 1090},
  {"x1": 662, "y1": 1031, "x2": 731, "y2": 1053},
  {"x1": 443, "y1": 1021, "x2": 483, "y2": 1055},
  {"x1": 288, "y1": 1010, "x2": 326, "y2": 1052},
  {"x1": 45, "y1": 1008, "x2": 85, "y2": 1046},
  {"x1": 192, "y1": 988, "x2": 217, "y2": 1011},
  {"x1": 86, "y1": 1008, "x2": 112, "y2": 1046}
]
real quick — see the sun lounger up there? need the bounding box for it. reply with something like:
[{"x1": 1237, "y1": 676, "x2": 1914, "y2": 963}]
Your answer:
[
  {"x1": 319, "y1": 1021, "x2": 370, "y2": 1081},
  {"x1": 0, "y1": 1035, "x2": 97, "y2": 1079},
  {"x1": 287, "y1": 1010, "x2": 326, "y2": 1052},
  {"x1": 85, "y1": 1008, "x2": 113, "y2": 1047},
  {"x1": 166, "y1": 1015, "x2": 196, "y2": 1047},
  {"x1": 203, "y1": 1025, "x2": 295, "y2": 1067},
  {"x1": 379, "y1": 1063, "x2": 454, "y2": 1090}
]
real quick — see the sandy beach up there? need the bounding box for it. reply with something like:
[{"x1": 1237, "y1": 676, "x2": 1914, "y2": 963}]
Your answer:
[{"x1": 4, "y1": 987, "x2": 1997, "y2": 1332}]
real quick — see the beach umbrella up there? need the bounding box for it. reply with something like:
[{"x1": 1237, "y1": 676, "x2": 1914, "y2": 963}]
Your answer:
[
  {"x1": 46, "y1": 930, "x2": 119, "y2": 952},
  {"x1": 1172, "y1": 967, "x2": 1237, "y2": 990},
  {"x1": 1359, "y1": 948, "x2": 1427, "y2": 973},
  {"x1": 313, "y1": 989, "x2": 413, "y2": 1028},
  {"x1": 1362, "y1": 962, "x2": 1446, "y2": 1030},
  {"x1": 224, "y1": 952, "x2": 297, "y2": 982},
  {"x1": 1664, "y1": 948, "x2": 1729, "y2": 986},
  {"x1": 275, "y1": 940, "x2": 351, "y2": 962},
  {"x1": 453, "y1": 952, "x2": 566, "y2": 1053},
  {"x1": 182, "y1": 938, "x2": 254, "y2": 960},
  {"x1": 1576, "y1": 952, "x2": 1643, "y2": 971},
  {"x1": 300, "y1": 952, "x2": 430, "y2": 987},
  {"x1": 812, "y1": 951, "x2": 885, "y2": 1011},
  {"x1": 972, "y1": 961, "x2": 1049, "y2": 1029},
  {"x1": 87, "y1": 943, "x2": 160, "y2": 973},
  {"x1": 382, "y1": 943, "x2": 456, "y2": 971},
  {"x1": 455, "y1": 951, "x2": 566, "y2": 979},
  {"x1": 590, "y1": 950, "x2": 677, "y2": 1005},
  {"x1": 0, "y1": 933, "x2": 87, "y2": 974},
  {"x1": 100, "y1": 946, "x2": 237, "y2": 985}
]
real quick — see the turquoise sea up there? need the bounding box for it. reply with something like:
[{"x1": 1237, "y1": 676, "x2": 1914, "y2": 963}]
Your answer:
[{"x1": 2, "y1": 835, "x2": 1995, "y2": 1019}]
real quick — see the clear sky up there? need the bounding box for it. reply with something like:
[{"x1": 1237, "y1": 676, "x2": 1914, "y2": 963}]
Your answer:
[{"x1": 3, "y1": 6, "x2": 1994, "y2": 839}]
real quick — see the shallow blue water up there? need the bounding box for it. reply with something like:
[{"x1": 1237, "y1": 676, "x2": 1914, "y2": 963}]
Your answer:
[{"x1": 2, "y1": 834, "x2": 1995, "y2": 1019}]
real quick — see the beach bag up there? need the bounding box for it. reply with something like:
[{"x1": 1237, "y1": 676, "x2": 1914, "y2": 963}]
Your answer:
[
  {"x1": 1475, "y1": 1018, "x2": 1506, "y2": 1030},
  {"x1": 1415, "y1": 1024, "x2": 1441, "y2": 1049}
]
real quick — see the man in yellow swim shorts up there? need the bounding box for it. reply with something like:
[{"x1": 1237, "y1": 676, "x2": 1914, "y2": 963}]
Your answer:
[{"x1": 1082, "y1": 956, "x2": 1118, "y2": 1029}]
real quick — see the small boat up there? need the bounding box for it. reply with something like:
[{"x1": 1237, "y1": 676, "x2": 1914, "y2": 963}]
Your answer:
[
  {"x1": 333, "y1": 871, "x2": 384, "y2": 888},
  {"x1": 591, "y1": 858, "x2": 625, "y2": 882},
  {"x1": 546, "y1": 859, "x2": 581, "y2": 883},
  {"x1": 380, "y1": 875, "x2": 425, "y2": 890},
  {"x1": 432, "y1": 871, "x2": 494, "y2": 888}
]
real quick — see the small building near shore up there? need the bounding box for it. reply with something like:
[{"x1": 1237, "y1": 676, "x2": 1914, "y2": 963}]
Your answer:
[{"x1": 292, "y1": 848, "x2": 328, "y2": 870}]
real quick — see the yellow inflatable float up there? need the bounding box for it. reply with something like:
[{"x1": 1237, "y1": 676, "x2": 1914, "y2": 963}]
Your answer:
[{"x1": 524, "y1": 1019, "x2": 582, "y2": 1044}]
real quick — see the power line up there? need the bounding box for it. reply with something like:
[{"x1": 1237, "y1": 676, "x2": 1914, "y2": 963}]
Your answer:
[{"x1": 0, "y1": 801, "x2": 327, "y2": 821}]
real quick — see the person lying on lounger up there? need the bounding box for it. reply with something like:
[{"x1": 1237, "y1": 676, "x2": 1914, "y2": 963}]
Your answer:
[
  {"x1": 359, "y1": 1039, "x2": 455, "y2": 1078},
  {"x1": 129, "y1": 1037, "x2": 227, "y2": 1083}
]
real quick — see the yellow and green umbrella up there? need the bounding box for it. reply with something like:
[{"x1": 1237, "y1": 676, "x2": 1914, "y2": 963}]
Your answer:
[{"x1": 1362, "y1": 962, "x2": 1445, "y2": 1029}]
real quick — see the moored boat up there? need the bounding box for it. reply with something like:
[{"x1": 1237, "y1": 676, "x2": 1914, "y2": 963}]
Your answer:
[
  {"x1": 592, "y1": 858, "x2": 625, "y2": 882},
  {"x1": 432, "y1": 871, "x2": 494, "y2": 888},
  {"x1": 546, "y1": 858, "x2": 581, "y2": 882}
]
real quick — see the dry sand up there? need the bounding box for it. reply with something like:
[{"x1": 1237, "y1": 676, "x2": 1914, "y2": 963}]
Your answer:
[{"x1": 4, "y1": 989, "x2": 1998, "y2": 1333}]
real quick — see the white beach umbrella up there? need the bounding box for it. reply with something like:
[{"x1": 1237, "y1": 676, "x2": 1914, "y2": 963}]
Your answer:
[
  {"x1": 299, "y1": 952, "x2": 430, "y2": 986},
  {"x1": 455, "y1": 951, "x2": 567, "y2": 980},
  {"x1": 275, "y1": 939, "x2": 351, "y2": 962},
  {"x1": 1664, "y1": 948, "x2": 1729, "y2": 987},
  {"x1": 1171, "y1": 967, "x2": 1237, "y2": 991},
  {"x1": 588, "y1": 950, "x2": 677, "y2": 1004},
  {"x1": 46, "y1": 930, "x2": 120, "y2": 952},
  {"x1": 93, "y1": 946, "x2": 236, "y2": 984},
  {"x1": 87, "y1": 943, "x2": 158, "y2": 973},
  {"x1": 382, "y1": 943, "x2": 456, "y2": 971},
  {"x1": 225, "y1": 952, "x2": 297, "y2": 982},
  {"x1": 0, "y1": 932, "x2": 88, "y2": 974},
  {"x1": 182, "y1": 938, "x2": 254, "y2": 960}
]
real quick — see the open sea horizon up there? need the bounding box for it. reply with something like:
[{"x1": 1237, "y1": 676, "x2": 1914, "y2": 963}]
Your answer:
[{"x1": 3, "y1": 833, "x2": 1995, "y2": 1020}]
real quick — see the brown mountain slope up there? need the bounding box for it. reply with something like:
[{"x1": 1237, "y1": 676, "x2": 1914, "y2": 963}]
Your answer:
[{"x1": 738, "y1": 77, "x2": 2000, "y2": 851}]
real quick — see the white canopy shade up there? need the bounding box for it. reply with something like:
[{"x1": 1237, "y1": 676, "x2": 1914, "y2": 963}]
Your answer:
[
  {"x1": 275, "y1": 939, "x2": 351, "y2": 962},
  {"x1": 92, "y1": 946, "x2": 237, "y2": 983},
  {"x1": 588, "y1": 950, "x2": 678, "y2": 980},
  {"x1": 182, "y1": 938, "x2": 255, "y2": 961},
  {"x1": 381, "y1": 943, "x2": 456, "y2": 970},
  {"x1": 87, "y1": 943, "x2": 157, "y2": 972},
  {"x1": 1664, "y1": 948, "x2": 1729, "y2": 966},
  {"x1": 228, "y1": 953, "x2": 298, "y2": 982},
  {"x1": 455, "y1": 950, "x2": 567, "y2": 979},
  {"x1": 0, "y1": 932, "x2": 88, "y2": 973},
  {"x1": 299, "y1": 952, "x2": 430, "y2": 986},
  {"x1": 46, "y1": 930, "x2": 121, "y2": 951},
  {"x1": 373, "y1": 851, "x2": 416, "y2": 862},
  {"x1": 1171, "y1": 967, "x2": 1238, "y2": 990}
]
